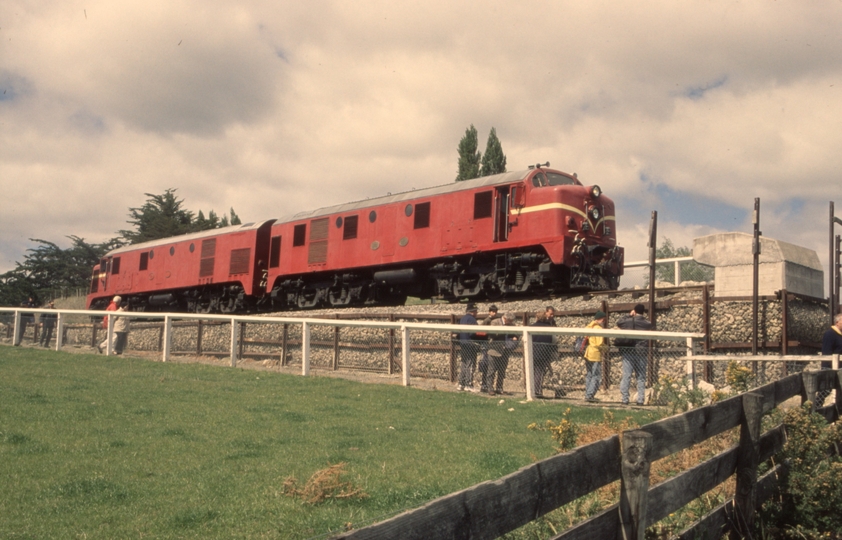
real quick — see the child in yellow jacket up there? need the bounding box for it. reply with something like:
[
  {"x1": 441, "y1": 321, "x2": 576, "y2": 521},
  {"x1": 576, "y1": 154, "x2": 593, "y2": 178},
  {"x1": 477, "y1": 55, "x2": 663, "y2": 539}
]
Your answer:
[{"x1": 584, "y1": 311, "x2": 608, "y2": 402}]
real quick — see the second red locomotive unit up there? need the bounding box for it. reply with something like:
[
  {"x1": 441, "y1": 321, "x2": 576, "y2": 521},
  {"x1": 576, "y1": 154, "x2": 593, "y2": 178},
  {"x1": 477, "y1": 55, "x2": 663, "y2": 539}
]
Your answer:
[{"x1": 87, "y1": 164, "x2": 624, "y2": 312}]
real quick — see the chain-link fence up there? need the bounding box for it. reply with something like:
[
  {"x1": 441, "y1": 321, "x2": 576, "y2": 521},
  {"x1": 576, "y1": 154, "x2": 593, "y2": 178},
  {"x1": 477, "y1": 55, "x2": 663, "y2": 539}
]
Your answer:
[{"x1": 6, "y1": 307, "x2": 833, "y2": 407}]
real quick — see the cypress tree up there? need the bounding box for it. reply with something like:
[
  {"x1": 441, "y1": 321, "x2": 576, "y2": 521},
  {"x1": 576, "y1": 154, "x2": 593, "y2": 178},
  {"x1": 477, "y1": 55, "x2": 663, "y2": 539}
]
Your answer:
[
  {"x1": 480, "y1": 127, "x2": 507, "y2": 176},
  {"x1": 455, "y1": 124, "x2": 482, "y2": 181}
]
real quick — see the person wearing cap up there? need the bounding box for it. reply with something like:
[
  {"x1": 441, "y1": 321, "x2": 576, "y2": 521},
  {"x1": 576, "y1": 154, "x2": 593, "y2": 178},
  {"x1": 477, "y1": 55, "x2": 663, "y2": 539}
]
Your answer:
[
  {"x1": 482, "y1": 312, "x2": 518, "y2": 395},
  {"x1": 583, "y1": 311, "x2": 608, "y2": 402},
  {"x1": 98, "y1": 295, "x2": 122, "y2": 353},
  {"x1": 455, "y1": 303, "x2": 481, "y2": 391},
  {"x1": 616, "y1": 304, "x2": 655, "y2": 405},
  {"x1": 38, "y1": 300, "x2": 58, "y2": 348}
]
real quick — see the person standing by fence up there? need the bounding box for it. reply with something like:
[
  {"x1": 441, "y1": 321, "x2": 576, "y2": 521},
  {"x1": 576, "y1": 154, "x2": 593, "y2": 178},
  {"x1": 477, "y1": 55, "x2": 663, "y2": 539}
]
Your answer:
[
  {"x1": 616, "y1": 304, "x2": 655, "y2": 406},
  {"x1": 583, "y1": 310, "x2": 607, "y2": 402},
  {"x1": 97, "y1": 295, "x2": 121, "y2": 353},
  {"x1": 455, "y1": 304, "x2": 481, "y2": 392},
  {"x1": 530, "y1": 306, "x2": 557, "y2": 398},
  {"x1": 477, "y1": 305, "x2": 499, "y2": 392},
  {"x1": 821, "y1": 313, "x2": 842, "y2": 365},
  {"x1": 38, "y1": 301, "x2": 58, "y2": 348},
  {"x1": 112, "y1": 305, "x2": 131, "y2": 355},
  {"x1": 482, "y1": 312, "x2": 517, "y2": 395},
  {"x1": 15, "y1": 296, "x2": 37, "y2": 346}
]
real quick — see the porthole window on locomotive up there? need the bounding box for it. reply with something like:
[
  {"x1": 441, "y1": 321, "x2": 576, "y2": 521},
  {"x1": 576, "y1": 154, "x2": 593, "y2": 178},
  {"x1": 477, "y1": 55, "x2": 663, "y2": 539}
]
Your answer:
[
  {"x1": 405, "y1": 204, "x2": 413, "y2": 217},
  {"x1": 189, "y1": 243, "x2": 195, "y2": 253},
  {"x1": 335, "y1": 216, "x2": 343, "y2": 228},
  {"x1": 169, "y1": 246, "x2": 175, "y2": 256},
  {"x1": 369, "y1": 210, "x2": 377, "y2": 223},
  {"x1": 149, "y1": 249, "x2": 154, "y2": 259}
]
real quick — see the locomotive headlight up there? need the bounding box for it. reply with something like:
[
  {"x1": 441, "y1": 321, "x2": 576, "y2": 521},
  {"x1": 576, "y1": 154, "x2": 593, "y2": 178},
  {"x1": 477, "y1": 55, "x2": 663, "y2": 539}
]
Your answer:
[
  {"x1": 589, "y1": 206, "x2": 600, "y2": 220},
  {"x1": 590, "y1": 185, "x2": 602, "y2": 198}
]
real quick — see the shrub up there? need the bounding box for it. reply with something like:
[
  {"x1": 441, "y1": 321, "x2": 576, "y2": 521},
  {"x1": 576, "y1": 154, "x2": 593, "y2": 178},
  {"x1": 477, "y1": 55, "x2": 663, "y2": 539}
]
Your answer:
[
  {"x1": 652, "y1": 375, "x2": 709, "y2": 414},
  {"x1": 759, "y1": 403, "x2": 842, "y2": 537}
]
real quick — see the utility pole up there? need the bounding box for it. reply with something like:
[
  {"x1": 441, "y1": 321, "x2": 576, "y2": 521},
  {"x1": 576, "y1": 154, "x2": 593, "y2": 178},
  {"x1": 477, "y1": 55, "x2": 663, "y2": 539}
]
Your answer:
[
  {"x1": 831, "y1": 202, "x2": 842, "y2": 325},
  {"x1": 648, "y1": 211, "x2": 657, "y2": 324},
  {"x1": 752, "y1": 198, "x2": 761, "y2": 355}
]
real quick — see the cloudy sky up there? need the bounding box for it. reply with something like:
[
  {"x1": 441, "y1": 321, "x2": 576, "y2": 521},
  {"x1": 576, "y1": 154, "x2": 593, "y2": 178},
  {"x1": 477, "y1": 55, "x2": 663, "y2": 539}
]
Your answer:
[{"x1": 2, "y1": 1, "x2": 842, "y2": 291}]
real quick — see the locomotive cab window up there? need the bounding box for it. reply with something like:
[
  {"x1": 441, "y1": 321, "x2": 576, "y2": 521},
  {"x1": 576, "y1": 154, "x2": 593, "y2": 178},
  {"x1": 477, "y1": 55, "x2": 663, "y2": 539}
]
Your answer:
[
  {"x1": 531, "y1": 172, "x2": 548, "y2": 187},
  {"x1": 111, "y1": 257, "x2": 121, "y2": 275},
  {"x1": 473, "y1": 191, "x2": 493, "y2": 219},
  {"x1": 293, "y1": 224, "x2": 306, "y2": 247},
  {"x1": 546, "y1": 173, "x2": 577, "y2": 186},
  {"x1": 343, "y1": 215, "x2": 359, "y2": 240},
  {"x1": 413, "y1": 202, "x2": 431, "y2": 229}
]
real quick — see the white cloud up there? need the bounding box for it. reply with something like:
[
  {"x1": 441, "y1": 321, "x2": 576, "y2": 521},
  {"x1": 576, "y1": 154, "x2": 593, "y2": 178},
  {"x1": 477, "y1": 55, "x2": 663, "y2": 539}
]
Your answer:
[{"x1": 2, "y1": 0, "x2": 842, "y2": 297}]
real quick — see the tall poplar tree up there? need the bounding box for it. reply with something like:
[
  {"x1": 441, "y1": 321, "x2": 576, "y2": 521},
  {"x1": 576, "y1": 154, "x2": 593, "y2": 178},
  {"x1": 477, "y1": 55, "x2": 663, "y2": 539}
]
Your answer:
[
  {"x1": 480, "y1": 127, "x2": 507, "y2": 176},
  {"x1": 455, "y1": 124, "x2": 482, "y2": 181}
]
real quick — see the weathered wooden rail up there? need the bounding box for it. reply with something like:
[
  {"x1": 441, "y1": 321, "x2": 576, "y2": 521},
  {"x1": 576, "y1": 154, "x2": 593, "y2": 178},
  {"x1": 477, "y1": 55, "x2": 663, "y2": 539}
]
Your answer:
[{"x1": 333, "y1": 369, "x2": 842, "y2": 540}]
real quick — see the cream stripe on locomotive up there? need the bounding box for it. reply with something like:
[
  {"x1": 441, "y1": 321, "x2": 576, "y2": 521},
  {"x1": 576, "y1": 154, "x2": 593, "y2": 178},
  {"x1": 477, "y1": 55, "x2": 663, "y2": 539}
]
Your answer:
[{"x1": 515, "y1": 202, "x2": 616, "y2": 231}]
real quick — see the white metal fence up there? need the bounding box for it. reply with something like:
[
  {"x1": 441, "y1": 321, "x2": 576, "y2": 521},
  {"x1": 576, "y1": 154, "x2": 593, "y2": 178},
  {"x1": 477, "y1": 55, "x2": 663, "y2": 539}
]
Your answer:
[{"x1": 3, "y1": 307, "x2": 836, "y2": 405}]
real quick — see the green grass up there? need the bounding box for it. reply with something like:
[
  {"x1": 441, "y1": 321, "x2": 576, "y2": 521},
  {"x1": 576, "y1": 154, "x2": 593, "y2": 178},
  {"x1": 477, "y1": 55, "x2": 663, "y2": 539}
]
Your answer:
[{"x1": 0, "y1": 347, "x2": 649, "y2": 539}]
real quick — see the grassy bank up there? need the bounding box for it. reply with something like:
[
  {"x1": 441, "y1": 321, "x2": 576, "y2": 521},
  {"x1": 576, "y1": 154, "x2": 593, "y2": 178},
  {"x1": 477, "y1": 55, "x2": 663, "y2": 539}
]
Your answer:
[{"x1": 0, "y1": 346, "x2": 653, "y2": 539}]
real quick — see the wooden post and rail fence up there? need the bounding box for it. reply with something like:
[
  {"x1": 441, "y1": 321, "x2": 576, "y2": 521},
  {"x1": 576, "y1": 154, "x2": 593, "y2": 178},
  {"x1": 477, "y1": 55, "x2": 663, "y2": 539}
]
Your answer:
[
  {"x1": 3, "y1": 307, "x2": 841, "y2": 537},
  {"x1": 334, "y1": 368, "x2": 842, "y2": 540}
]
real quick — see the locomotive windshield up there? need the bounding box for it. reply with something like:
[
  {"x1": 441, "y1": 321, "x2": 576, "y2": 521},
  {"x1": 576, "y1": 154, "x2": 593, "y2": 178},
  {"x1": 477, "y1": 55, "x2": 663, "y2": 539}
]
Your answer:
[{"x1": 531, "y1": 171, "x2": 578, "y2": 187}]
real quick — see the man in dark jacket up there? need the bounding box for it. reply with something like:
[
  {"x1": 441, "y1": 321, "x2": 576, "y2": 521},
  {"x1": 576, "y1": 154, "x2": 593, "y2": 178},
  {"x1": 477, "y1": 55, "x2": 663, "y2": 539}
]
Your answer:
[
  {"x1": 39, "y1": 300, "x2": 58, "y2": 348},
  {"x1": 821, "y1": 313, "x2": 842, "y2": 364},
  {"x1": 455, "y1": 304, "x2": 481, "y2": 391},
  {"x1": 15, "y1": 296, "x2": 37, "y2": 346},
  {"x1": 482, "y1": 311, "x2": 518, "y2": 395},
  {"x1": 530, "y1": 306, "x2": 557, "y2": 398},
  {"x1": 616, "y1": 303, "x2": 655, "y2": 405}
]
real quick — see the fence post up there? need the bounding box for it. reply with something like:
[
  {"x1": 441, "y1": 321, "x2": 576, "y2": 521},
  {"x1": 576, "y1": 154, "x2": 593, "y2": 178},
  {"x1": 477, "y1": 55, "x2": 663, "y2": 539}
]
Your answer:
[
  {"x1": 333, "y1": 316, "x2": 341, "y2": 371},
  {"x1": 302, "y1": 321, "x2": 311, "y2": 376},
  {"x1": 281, "y1": 323, "x2": 289, "y2": 367},
  {"x1": 162, "y1": 316, "x2": 172, "y2": 362},
  {"x1": 230, "y1": 318, "x2": 239, "y2": 367},
  {"x1": 523, "y1": 329, "x2": 535, "y2": 401},
  {"x1": 836, "y1": 368, "x2": 842, "y2": 412},
  {"x1": 685, "y1": 337, "x2": 695, "y2": 390},
  {"x1": 388, "y1": 314, "x2": 396, "y2": 375},
  {"x1": 12, "y1": 311, "x2": 21, "y2": 346},
  {"x1": 239, "y1": 321, "x2": 246, "y2": 360},
  {"x1": 157, "y1": 323, "x2": 164, "y2": 352},
  {"x1": 732, "y1": 392, "x2": 762, "y2": 539},
  {"x1": 196, "y1": 319, "x2": 203, "y2": 355},
  {"x1": 105, "y1": 314, "x2": 114, "y2": 356},
  {"x1": 619, "y1": 430, "x2": 652, "y2": 540},
  {"x1": 801, "y1": 371, "x2": 819, "y2": 412},
  {"x1": 401, "y1": 325, "x2": 410, "y2": 386},
  {"x1": 56, "y1": 312, "x2": 64, "y2": 351},
  {"x1": 449, "y1": 314, "x2": 457, "y2": 383},
  {"x1": 603, "y1": 300, "x2": 611, "y2": 390}
]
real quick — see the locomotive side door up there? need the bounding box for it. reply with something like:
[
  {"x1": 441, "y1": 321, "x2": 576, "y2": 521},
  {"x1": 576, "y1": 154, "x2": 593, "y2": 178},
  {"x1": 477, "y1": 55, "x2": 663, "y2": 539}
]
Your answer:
[{"x1": 493, "y1": 186, "x2": 511, "y2": 242}]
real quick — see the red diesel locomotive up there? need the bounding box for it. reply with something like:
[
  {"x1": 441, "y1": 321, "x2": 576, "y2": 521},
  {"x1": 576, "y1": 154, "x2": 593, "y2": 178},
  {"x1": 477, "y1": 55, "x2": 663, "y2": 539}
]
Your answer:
[{"x1": 87, "y1": 164, "x2": 624, "y2": 312}]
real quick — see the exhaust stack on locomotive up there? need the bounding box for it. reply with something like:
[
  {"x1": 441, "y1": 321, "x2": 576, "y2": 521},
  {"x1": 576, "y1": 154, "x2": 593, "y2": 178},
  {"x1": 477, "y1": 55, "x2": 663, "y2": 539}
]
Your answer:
[{"x1": 87, "y1": 164, "x2": 623, "y2": 313}]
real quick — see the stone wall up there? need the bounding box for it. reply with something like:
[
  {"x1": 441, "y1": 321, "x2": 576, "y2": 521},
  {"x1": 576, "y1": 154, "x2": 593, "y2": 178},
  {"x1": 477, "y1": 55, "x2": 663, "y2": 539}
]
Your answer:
[{"x1": 3, "y1": 288, "x2": 831, "y2": 395}]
